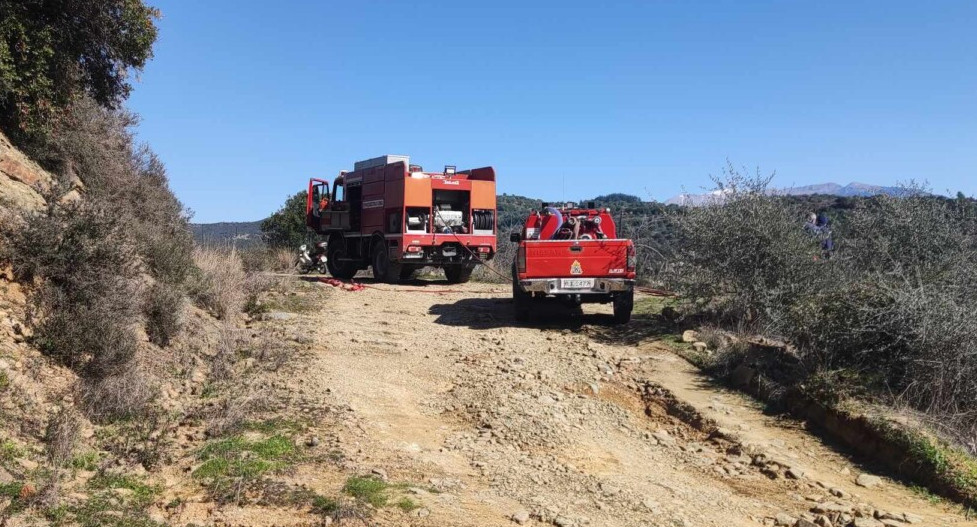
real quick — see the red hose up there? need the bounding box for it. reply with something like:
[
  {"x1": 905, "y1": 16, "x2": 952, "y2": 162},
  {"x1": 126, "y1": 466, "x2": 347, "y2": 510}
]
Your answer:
[{"x1": 317, "y1": 277, "x2": 504, "y2": 294}]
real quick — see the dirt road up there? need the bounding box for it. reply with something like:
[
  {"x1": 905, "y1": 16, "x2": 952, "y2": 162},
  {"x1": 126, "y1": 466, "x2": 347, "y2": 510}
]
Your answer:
[{"x1": 241, "y1": 279, "x2": 975, "y2": 527}]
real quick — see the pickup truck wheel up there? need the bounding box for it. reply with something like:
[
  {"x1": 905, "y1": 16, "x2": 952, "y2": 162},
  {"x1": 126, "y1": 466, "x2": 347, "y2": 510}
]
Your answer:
[
  {"x1": 512, "y1": 269, "x2": 531, "y2": 323},
  {"x1": 444, "y1": 264, "x2": 474, "y2": 284},
  {"x1": 372, "y1": 240, "x2": 402, "y2": 284},
  {"x1": 326, "y1": 240, "x2": 357, "y2": 280},
  {"x1": 612, "y1": 289, "x2": 634, "y2": 325}
]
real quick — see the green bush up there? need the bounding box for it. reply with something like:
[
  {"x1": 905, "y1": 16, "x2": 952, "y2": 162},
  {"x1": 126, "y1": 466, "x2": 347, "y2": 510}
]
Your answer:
[
  {"x1": 261, "y1": 191, "x2": 312, "y2": 248},
  {"x1": 0, "y1": 0, "x2": 158, "y2": 144}
]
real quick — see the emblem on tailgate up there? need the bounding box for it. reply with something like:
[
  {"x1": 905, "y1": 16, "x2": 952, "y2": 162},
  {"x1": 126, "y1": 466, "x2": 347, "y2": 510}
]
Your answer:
[{"x1": 570, "y1": 260, "x2": 583, "y2": 275}]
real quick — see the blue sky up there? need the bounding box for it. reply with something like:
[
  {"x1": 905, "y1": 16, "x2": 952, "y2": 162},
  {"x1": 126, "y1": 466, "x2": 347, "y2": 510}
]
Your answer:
[{"x1": 128, "y1": 1, "x2": 977, "y2": 223}]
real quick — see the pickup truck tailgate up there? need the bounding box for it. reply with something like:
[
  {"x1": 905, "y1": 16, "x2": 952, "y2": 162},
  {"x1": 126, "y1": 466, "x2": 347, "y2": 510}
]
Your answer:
[{"x1": 522, "y1": 240, "x2": 632, "y2": 279}]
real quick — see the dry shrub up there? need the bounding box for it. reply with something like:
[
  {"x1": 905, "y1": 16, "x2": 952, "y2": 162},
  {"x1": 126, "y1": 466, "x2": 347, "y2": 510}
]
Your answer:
[
  {"x1": 79, "y1": 359, "x2": 157, "y2": 422},
  {"x1": 240, "y1": 246, "x2": 296, "y2": 273},
  {"x1": 3, "y1": 201, "x2": 143, "y2": 379},
  {"x1": 36, "y1": 98, "x2": 194, "y2": 286},
  {"x1": 666, "y1": 165, "x2": 828, "y2": 331},
  {"x1": 205, "y1": 387, "x2": 268, "y2": 437},
  {"x1": 209, "y1": 324, "x2": 239, "y2": 383},
  {"x1": 99, "y1": 411, "x2": 173, "y2": 470},
  {"x1": 697, "y1": 326, "x2": 732, "y2": 351},
  {"x1": 254, "y1": 340, "x2": 292, "y2": 372},
  {"x1": 668, "y1": 170, "x2": 977, "y2": 453},
  {"x1": 144, "y1": 281, "x2": 185, "y2": 347},
  {"x1": 472, "y1": 238, "x2": 516, "y2": 283},
  {"x1": 189, "y1": 247, "x2": 246, "y2": 319},
  {"x1": 243, "y1": 272, "x2": 276, "y2": 317},
  {"x1": 45, "y1": 407, "x2": 81, "y2": 467},
  {"x1": 40, "y1": 407, "x2": 82, "y2": 505}
]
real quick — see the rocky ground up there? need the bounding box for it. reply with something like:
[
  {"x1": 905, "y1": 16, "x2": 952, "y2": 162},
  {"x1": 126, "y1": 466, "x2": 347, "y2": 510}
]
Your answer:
[
  {"x1": 1, "y1": 276, "x2": 975, "y2": 527},
  {"x1": 211, "y1": 278, "x2": 976, "y2": 527}
]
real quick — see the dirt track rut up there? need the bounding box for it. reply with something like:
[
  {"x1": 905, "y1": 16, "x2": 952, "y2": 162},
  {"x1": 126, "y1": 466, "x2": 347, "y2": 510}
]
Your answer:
[{"x1": 250, "y1": 279, "x2": 975, "y2": 527}]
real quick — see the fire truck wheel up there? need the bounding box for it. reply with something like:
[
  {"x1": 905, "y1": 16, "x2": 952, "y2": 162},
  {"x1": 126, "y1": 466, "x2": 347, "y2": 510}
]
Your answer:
[
  {"x1": 612, "y1": 288, "x2": 634, "y2": 325},
  {"x1": 444, "y1": 264, "x2": 474, "y2": 284},
  {"x1": 326, "y1": 240, "x2": 357, "y2": 280},
  {"x1": 372, "y1": 240, "x2": 402, "y2": 284}
]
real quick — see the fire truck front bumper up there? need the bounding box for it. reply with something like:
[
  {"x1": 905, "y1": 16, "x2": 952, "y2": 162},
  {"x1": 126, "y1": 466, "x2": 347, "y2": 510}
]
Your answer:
[{"x1": 518, "y1": 278, "x2": 634, "y2": 295}]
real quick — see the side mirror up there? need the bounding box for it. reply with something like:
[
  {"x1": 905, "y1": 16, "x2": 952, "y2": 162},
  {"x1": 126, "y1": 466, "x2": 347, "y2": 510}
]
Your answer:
[{"x1": 509, "y1": 232, "x2": 522, "y2": 243}]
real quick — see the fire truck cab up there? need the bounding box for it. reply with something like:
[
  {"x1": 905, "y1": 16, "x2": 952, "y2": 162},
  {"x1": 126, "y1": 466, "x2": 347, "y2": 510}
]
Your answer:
[{"x1": 306, "y1": 155, "x2": 497, "y2": 284}]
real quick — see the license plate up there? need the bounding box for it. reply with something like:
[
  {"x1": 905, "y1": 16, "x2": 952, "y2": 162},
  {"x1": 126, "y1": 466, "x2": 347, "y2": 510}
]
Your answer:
[{"x1": 560, "y1": 278, "x2": 595, "y2": 289}]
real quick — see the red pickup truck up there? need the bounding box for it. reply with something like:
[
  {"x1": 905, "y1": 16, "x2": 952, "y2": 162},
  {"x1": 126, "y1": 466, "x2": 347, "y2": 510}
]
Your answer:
[{"x1": 510, "y1": 203, "x2": 636, "y2": 324}]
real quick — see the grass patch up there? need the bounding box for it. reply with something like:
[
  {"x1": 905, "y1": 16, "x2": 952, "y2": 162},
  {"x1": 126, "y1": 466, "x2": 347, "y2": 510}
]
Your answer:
[
  {"x1": 910, "y1": 484, "x2": 946, "y2": 505},
  {"x1": 0, "y1": 370, "x2": 9, "y2": 391},
  {"x1": 199, "y1": 383, "x2": 218, "y2": 399},
  {"x1": 871, "y1": 418, "x2": 977, "y2": 508},
  {"x1": 71, "y1": 451, "x2": 101, "y2": 471},
  {"x1": 0, "y1": 438, "x2": 23, "y2": 464},
  {"x1": 0, "y1": 481, "x2": 23, "y2": 497},
  {"x1": 40, "y1": 472, "x2": 165, "y2": 527},
  {"x1": 312, "y1": 494, "x2": 340, "y2": 514},
  {"x1": 0, "y1": 481, "x2": 29, "y2": 515},
  {"x1": 193, "y1": 434, "x2": 300, "y2": 501},
  {"x1": 395, "y1": 496, "x2": 420, "y2": 512},
  {"x1": 88, "y1": 472, "x2": 162, "y2": 509},
  {"x1": 342, "y1": 475, "x2": 389, "y2": 507},
  {"x1": 632, "y1": 295, "x2": 675, "y2": 316},
  {"x1": 68, "y1": 493, "x2": 164, "y2": 527},
  {"x1": 340, "y1": 475, "x2": 419, "y2": 512}
]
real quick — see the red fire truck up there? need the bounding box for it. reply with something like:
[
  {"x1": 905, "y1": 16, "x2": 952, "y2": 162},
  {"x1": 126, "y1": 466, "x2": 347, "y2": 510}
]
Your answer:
[
  {"x1": 305, "y1": 155, "x2": 497, "y2": 283},
  {"x1": 510, "y1": 203, "x2": 636, "y2": 323}
]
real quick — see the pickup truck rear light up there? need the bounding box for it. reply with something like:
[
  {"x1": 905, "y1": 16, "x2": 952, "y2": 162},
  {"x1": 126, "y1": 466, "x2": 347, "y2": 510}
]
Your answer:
[
  {"x1": 477, "y1": 246, "x2": 491, "y2": 254},
  {"x1": 626, "y1": 245, "x2": 636, "y2": 271},
  {"x1": 517, "y1": 246, "x2": 526, "y2": 273},
  {"x1": 406, "y1": 245, "x2": 423, "y2": 253}
]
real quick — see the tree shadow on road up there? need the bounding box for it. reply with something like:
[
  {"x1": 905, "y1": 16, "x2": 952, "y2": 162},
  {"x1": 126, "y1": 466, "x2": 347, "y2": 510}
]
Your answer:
[
  {"x1": 297, "y1": 275, "x2": 463, "y2": 287},
  {"x1": 586, "y1": 312, "x2": 677, "y2": 347}
]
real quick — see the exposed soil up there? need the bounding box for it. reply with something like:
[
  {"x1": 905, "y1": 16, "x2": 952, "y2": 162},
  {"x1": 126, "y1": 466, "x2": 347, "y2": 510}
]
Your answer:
[{"x1": 207, "y1": 278, "x2": 976, "y2": 527}]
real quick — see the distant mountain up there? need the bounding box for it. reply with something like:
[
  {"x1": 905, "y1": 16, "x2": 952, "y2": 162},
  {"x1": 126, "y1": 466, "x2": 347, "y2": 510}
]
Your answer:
[
  {"x1": 191, "y1": 221, "x2": 263, "y2": 247},
  {"x1": 666, "y1": 182, "x2": 906, "y2": 206}
]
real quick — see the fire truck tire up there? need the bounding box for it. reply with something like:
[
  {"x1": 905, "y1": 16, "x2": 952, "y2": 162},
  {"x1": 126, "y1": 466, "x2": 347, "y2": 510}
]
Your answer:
[
  {"x1": 372, "y1": 240, "x2": 402, "y2": 284},
  {"x1": 326, "y1": 239, "x2": 357, "y2": 280},
  {"x1": 612, "y1": 288, "x2": 634, "y2": 325},
  {"x1": 444, "y1": 264, "x2": 474, "y2": 284}
]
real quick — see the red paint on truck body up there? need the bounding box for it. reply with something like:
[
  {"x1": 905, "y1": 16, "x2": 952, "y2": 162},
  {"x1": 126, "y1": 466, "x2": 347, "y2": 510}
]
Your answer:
[{"x1": 515, "y1": 207, "x2": 635, "y2": 280}]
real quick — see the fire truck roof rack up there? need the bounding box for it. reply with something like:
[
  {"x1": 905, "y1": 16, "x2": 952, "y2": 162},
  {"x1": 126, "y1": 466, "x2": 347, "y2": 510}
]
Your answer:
[{"x1": 353, "y1": 155, "x2": 410, "y2": 171}]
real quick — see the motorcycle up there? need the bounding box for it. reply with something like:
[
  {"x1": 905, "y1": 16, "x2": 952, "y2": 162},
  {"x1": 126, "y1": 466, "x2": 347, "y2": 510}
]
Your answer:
[{"x1": 296, "y1": 242, "x2": 328, "y2": 274}]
